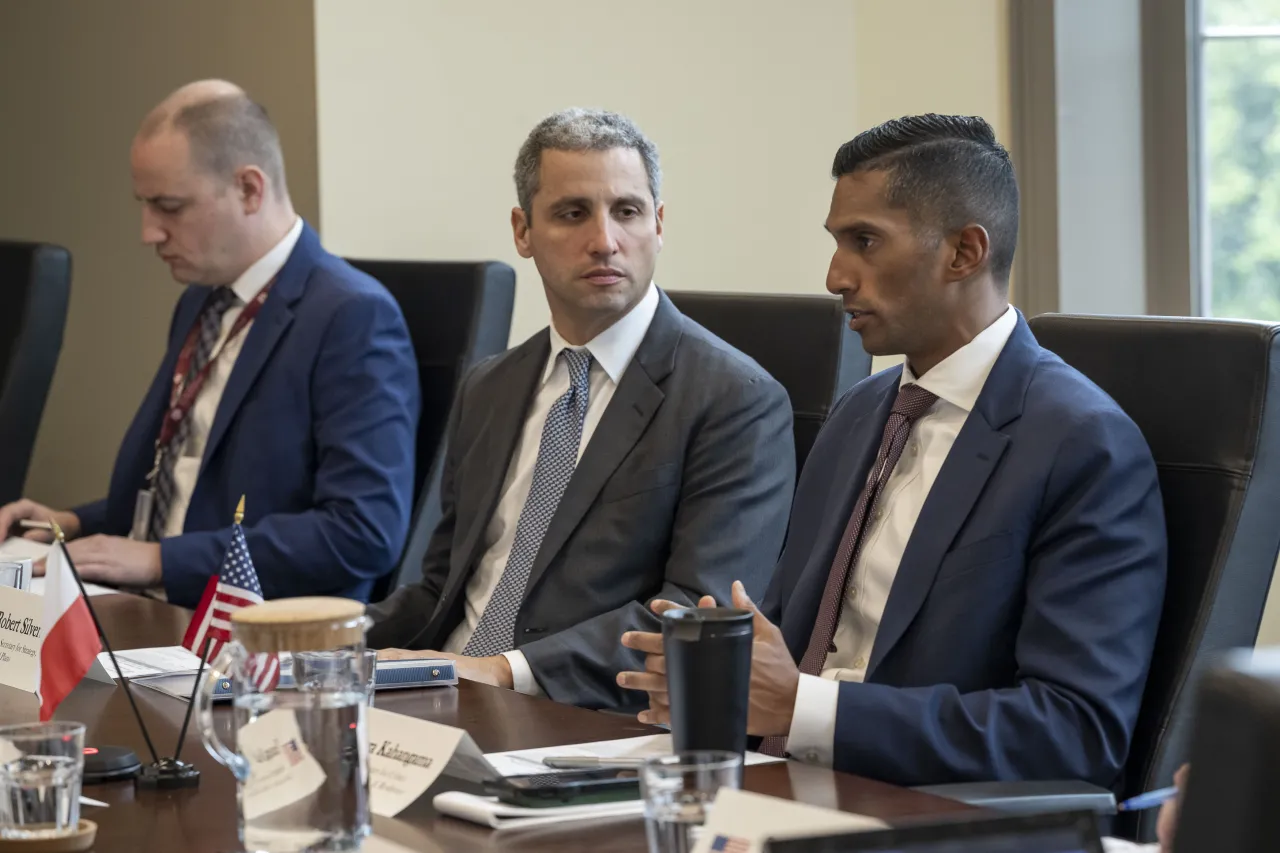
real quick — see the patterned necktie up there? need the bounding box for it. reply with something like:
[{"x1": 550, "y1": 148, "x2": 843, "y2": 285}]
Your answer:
[
  {"x1": 149, "y1": 287, "x2": 239, "y2": 541},
  {"x1": 761, "y1": 382, "x2": 938, "y2": 757},
  {"x1": 464, "y1": 348, "x2": 594, "y2": 656}
]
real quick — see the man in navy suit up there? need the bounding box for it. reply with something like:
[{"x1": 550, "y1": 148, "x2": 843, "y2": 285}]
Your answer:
[
  {"x1": 0, "y1": 80, "x2": 420, "y2": 607},
  {"x1": 621, "y1": 114, "x2": 1167, "y2": 788}
]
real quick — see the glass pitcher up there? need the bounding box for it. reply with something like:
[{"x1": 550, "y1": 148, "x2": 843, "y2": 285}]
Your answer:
[{"x1": 198, "y1": 597, "x2": 372, "y2": 853}]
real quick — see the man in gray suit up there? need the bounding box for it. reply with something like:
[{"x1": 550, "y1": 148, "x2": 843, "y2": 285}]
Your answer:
[{"x1": 369, "y1": 108, "x2": 795, "y2": 710}]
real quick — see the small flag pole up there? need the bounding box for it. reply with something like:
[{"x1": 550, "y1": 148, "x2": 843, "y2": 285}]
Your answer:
[
  {"x1": 172, "y1": 495, "x2": 243, "y2": 761},
  {"x1": 50, "y1": 521, "x2": 160, "y2": 765},
  {"x1": 172, "y1": 637, "x2": 211, "y2": 763}
]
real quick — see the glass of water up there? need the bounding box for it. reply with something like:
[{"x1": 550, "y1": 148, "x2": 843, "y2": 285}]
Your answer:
[
  {"x1": 294, "y1": 649, "x2": 377, "y2": 707},
  {"x1": 0, "y1": 721, "x2": 85, "y2": 839},
  {"x1": 0, "y1": 562, "x2": 23, "y2": 590},
  {"x1": 641, "y1": 751, "x2": 742, "y2": 853}
]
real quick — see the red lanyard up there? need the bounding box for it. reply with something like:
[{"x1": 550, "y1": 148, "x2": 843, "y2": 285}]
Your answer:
[{"x1": 155, "y1": 283, "x2": 273, "y2": 451}]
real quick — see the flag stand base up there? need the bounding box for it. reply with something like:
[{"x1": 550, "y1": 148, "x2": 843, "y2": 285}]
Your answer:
[{"x1": 135, "y1": 757, "x2": 200, "y2": 789}]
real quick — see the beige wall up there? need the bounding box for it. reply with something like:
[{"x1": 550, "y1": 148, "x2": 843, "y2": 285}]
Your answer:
[
  {"x1": 852, "y1": 0, "x2": 1010, "y2": 138},
  {"x1": 854, "y1": 0, "x2": 1011, "y2": 373},
  {"x1": 0, "y1": 0, "x2": 320, "y2": 509},
  {"x1": 314, "y1": 1, "x2": 1011, "y2": 349},
  {"x1": 314, "y1": 0, "x2": 860, "y2": 346}
]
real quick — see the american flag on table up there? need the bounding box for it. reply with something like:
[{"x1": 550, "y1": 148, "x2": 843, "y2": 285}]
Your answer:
[
  {"x1": 181, "y1": 521, "x2": 280, "y2": 690},
  {"x1": 710, "y1": 836, "x2": 752, "y2": 853}
]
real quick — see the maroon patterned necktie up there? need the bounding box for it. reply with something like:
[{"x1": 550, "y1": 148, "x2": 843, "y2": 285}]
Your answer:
[{"x1": 761, "y1": 382, "x2": 938, "y2": 757}]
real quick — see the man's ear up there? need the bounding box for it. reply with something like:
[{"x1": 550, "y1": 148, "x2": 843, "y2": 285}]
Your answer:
[
  {"x1": 946, "y1": 223, "x2": 991, "y2": 281},
  {"x1": 235, "y1": 166, "x2": 269, "y2": 215},
  {"x1": 512, "y1": 207, "x2": 534, "y2": 259}
]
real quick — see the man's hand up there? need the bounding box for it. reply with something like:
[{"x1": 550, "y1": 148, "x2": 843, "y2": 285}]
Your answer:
[
  {"x1": 376, "y1": 648, "x2": 513, "y2": 689},
  {"x1": 619, "y1": 581, "x2": 801, "y2": 737},
  {"x1": 617, "y1": 594, "x2": 714, "y2": 724},
  {"x1": 1157, "y1": 764, "x2": 1189, "y2": 853},
  {"x1": 0, "y1": 500, "x2": 80, "y2": 543},
  {"x1": 45, "y1": 536, "x2": 160, "y2": 586}
]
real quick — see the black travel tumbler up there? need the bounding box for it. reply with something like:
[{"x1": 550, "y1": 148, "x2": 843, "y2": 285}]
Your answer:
[{"x1": 661, "y1": 607, "x2": 753, "y2": 758}]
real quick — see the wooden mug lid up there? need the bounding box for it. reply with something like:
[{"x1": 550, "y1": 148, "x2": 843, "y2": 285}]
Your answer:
[{"x1": 230, "y1": 597, "x2": 366, "y2": 653}]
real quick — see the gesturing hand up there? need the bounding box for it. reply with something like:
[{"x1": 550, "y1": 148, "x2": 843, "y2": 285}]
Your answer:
[{"x1": 618, "y1": 581, "x2": 801, "y2": 737}]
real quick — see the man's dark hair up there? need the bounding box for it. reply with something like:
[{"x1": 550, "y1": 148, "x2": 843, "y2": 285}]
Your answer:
[{"x1": 832, "y1": 114, "x2": 1019, "y2": 283}]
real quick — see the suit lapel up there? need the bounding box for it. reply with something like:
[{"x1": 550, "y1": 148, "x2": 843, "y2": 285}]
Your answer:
[
  {"x1": 201, "y1": 223, "x2": 320, "y2": 469},
  {"x1": 520, "y1": 293, "x2": 682, "y2": 599},
  {"x1": 867, "y1": 314, "x2": 1039, "y2": 675},
  {"x1": 782, "y1": 375, "x2": 898, "y2": 654},
  {"x1": 866, "y1": 414, "x2": 1010, "y2": 673},
  {"x1": 443, "y1": 336, "x2": 548, "y2": 608}
]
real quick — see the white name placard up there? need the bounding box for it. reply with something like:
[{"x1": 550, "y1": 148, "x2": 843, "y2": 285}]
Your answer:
[
  {"x1": 368, "y1": 707, "x2": 483, "y2": 816},
  {"x1": 0, "y1": 585, "x2": 44, "y2": 693}
]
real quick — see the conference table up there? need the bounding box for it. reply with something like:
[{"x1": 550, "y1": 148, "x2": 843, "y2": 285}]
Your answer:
[{"x1": 0, "y1": 593, "x2": 975, "y2": 852}]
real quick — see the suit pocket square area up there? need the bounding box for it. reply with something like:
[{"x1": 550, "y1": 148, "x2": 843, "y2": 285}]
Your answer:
[
  {"x1": 934, "y1": 531, "x2": 1019, "y2": 582},
  {"x1": 599, "y1": 463, "x2": 681, "y2": 504}
]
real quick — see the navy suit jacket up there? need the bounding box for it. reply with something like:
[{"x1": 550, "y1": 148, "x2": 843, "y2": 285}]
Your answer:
[
  {"x1": 763, "y1": 313, "x2": 1166, "y2": 788},
  {"x1": 75, "y1": 223, "x2": 420, "y2": 607}
]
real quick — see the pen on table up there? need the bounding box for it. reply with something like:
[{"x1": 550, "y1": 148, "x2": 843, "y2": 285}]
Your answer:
[
  {"x1": 79, "y1": 795, "x2": 108, "y2": 808},
  {"x1": 1116, "y1": 785, "x2": 1178, "y2": 812},
  {"x1": 541, "y1": 756, "x2": 647, "y2": 769}
]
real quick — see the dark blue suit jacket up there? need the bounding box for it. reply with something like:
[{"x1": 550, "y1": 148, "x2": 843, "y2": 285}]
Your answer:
[
  {"x1": 75, "y1": 223, "x2": 420, "y2": 607},
  {"x1": 763, "y1": 313, "x2": 1166, "y2": 788}
]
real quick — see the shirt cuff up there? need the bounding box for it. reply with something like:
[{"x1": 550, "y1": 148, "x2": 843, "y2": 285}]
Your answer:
[
  {"x1": 786, "y1": 673, "x2": 839, "y2": 766},
  {"x1": 501, "y1": 650, "x2": 544, "y2": 696}
]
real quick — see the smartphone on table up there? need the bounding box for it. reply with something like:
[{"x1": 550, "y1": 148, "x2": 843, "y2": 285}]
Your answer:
[{"x1": 484, "y1": 767, "x2": 641, "y2": 808}]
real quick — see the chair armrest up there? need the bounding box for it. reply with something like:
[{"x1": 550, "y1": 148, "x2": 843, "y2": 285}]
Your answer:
[{"x1": 911, "y1": 780, "x2": 1117, "y2": 815}]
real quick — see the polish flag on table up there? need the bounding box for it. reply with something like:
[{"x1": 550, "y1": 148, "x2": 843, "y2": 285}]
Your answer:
[{"x1": 35, "y1": 541, "x2": 102, "y2": 721}]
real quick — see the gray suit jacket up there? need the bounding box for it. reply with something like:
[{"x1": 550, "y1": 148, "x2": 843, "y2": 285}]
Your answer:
[{"x1": 367, "y1": 291, "x2": 795, "y2": 709}]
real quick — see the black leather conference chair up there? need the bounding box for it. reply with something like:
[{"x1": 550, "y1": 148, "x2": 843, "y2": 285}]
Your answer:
[
  {"x1": 347, "y1": 260, "x2": 515, "y2": 602},
  {"x1": 665, "y1": 291, "x2": 871, "y2": 472},
  {"x1": 919, "y1": 314, "x2": 1280, "y2": 841},
  {"x1": 0, "y1": 241, "x2": 71, "y2": 505}
]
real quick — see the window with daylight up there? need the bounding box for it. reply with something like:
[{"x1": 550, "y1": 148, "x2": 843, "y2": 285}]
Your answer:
[{"x1": 1200, "y1": 0, "x2": 1280, "y2": 318}]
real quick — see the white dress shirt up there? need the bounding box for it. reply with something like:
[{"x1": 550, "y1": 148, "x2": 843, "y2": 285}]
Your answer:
[
  {"x1": 443, "y1": 282, "x2": 661, "y2": 694},
  {"x1": 162, "y1": 217, "x2": 303, "y2": 539},
  {"x1": 785, "y1": 305, "x2": 1018, "y2": 766}
]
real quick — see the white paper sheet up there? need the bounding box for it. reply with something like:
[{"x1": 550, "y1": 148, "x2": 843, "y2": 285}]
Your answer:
[
  {"x1": 29, "y1": 576, "x2": 116, "y2": 597},
  {"x1": 95, "y1": 646, "x2": 203, "y2": 680},
  {"x1": 432, "y1": 790, "x2": 645, "y2": 830},
  {"x1": 483, "y1": 734, "x2": 784, "y2": 778}
]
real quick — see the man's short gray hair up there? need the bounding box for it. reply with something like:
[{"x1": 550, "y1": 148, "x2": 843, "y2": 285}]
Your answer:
[{"x1": 514, "y1": 108, "x2": 661, "y2": 220}]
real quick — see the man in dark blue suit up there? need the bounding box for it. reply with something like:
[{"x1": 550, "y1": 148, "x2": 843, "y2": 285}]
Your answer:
[
  {"x1": 621, "y1": 114, "x2": 1167, "y2": 788},
  {"x1": 0, "y1": 80, "x2": 420, "y2": 607}
]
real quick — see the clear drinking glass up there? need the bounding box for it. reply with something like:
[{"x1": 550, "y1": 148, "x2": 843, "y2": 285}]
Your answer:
[
  {"x1": 0, "y1": 721, "x2": 85, "y2": 839},
  {"x1": 641, "y1": 751, "x2": 742, "y2": 853},
  {"x1": 294, "y1": 649, "x2": 377, "y2": 708},
  {"x1": 0, "y1": 562, "x2": 23, "y2": 590}
]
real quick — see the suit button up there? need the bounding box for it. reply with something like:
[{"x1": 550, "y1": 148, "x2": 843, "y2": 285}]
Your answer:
[
  {"x1": 855, "y1": 657, "x2": 866, "y2": 669},
  {"x1": 849, "y1": 588, "x2": 858, "y2": 600},
  {"x1": 806, "y1": 751, "x2": 820, "y2": 763}
]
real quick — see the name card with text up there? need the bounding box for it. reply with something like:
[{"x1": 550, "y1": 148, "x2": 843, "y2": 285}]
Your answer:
[
  {"x1": 368, "y1": 707, "x2": 488, "y2": 816},
  {"x1": 0, "y1": 586, "x2": 44, "y2": 693}
]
